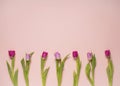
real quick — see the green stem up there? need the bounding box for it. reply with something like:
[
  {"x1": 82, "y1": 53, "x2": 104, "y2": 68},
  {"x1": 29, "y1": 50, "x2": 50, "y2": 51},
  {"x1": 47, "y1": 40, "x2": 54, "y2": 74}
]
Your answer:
[
  {"x1": 92, "y1": 69, "x2": 94, "y2": 86},
  {"x1": 92, "y1": 80, "x2": 94, "y2": 86},
  {"x1": 41, "y1": 59, "x2": 45, "y2": 86},
  {"x1": 14, "y1": 81, "x2": 18, "y2": 86},
  {"x1": 58, "y1": 73, "x2": 62, "y2": 86},
  {"x1": 58, "y1": 75, "x2": 62, "y2": 86},
  {"x1": 76, "y1": 77, "x2": 79, "y2": 86},
  {"x1": 25, "y1": 77, "x2": 29, "y2": 86},
  {"x1": 42, "y1": 77, "x2": 46, "y2": 86},
  {"x1": 57, "y1": 69, "x2": 62, "y2": 86},
  {"x1": 11, "y1": 58, "x2": 17, "y2": 86},
  {"x1": 109, "y1": 81, "x2": 112, "y2": 86}
]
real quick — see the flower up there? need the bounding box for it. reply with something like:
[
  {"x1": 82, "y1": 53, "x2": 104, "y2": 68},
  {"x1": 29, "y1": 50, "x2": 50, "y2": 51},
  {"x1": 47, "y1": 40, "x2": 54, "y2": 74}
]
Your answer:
[
  {"x1": 42, "y1": 51, "x2": 48, "y2": 59},
  {"x1": 54, "y1": 52, "x2": 61, "y2": 60},
  {"x1": 72, "y1": 51, "x2": 78, "y2": 59},
  {"x1": 105, "y1": 50, "x2": 111, "y2": 58},
  {"x1": 87, "y1": 52, "x2": 93, "y2": 61},
  {"x1": 26, "y1": 53, "x2": 31, "y2": 61},
  {"x1": 8, "y1": 50, "x2": 15, "y2": 59}
]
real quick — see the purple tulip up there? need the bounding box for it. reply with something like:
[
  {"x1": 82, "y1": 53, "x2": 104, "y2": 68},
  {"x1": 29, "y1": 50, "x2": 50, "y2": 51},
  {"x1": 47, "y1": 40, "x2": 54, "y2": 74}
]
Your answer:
[
  {"x1": 72, "y1": 51, "x2": 78, "y2": 59},
  {"x1": 26, "y1": 54, "x2": 31, "y2": 61},
  {"x1": 105, "y1": 50, "x2": 111, "y2": 58},
  {"x1": 87, "y1": 52, "x2": 93, "y2": 61},
  {"x1": 8, "y1": 50, "x2": 15, "y2": 59},
  {"x1": 42, "y1": 51, "x2": 48, "y2": 59},
  {"x1": 54, "y1": 52, "x2": 61, "y2": 60}
]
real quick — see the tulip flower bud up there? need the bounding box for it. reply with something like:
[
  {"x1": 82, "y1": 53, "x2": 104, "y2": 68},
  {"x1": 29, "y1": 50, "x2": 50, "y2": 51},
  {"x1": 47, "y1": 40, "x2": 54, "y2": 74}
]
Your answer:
[
  {"x1": 54, "y1": 52, "x2": 61, "y2": 60},
  {"x1": 42, "y1": 51, "x2": 48, "y2": 59},
  {"x1": 26, "y1": 53, "x2": 31, "y2": 61},
  {"x1": 72, "y1": 51, "x2": 78, "y2": 59},
  {"x1": 87, "y1": 52, "x2": 93, "y2": 61},
  {"x1": 8, "y1": 50, "x2": 15, "y2": 59},
  {"x1": 105, "y1": 50, "x2": 111, "y2": 59}
]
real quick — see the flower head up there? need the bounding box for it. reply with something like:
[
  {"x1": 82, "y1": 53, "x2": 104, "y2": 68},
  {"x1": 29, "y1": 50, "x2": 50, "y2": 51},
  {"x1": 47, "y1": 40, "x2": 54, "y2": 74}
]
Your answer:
[
  {"x1": 87, "y1": 52, "x2": 93, "y2": 61},
  {"x1": 54, "y1": 52, "x2": 61, "y2": 60},
  {"x1": 72, "y1": 51, "x2": 78, "y2": 59},
  {"x1": 105, "y1": 50, "x2": 111, "y2": 59},
  {"x1": 8, "y1": 50, "x2": 15, "y2": 59},
  {"x1": 42, "y1": 51, "x2": 48, "y2": 59},
  {"x1": 26, "y1": 53, "x2": 31, "y2": 61}
]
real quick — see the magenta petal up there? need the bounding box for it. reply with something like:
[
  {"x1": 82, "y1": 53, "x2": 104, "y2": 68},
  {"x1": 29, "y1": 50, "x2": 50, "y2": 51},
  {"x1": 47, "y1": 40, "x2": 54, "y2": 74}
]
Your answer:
[
  {"x1": 8, "y1": 50, "x2": 15, "y2": 59},
  {"x1": 72, "y1": 51, "x2": 78, "y2": 59},
  {"x1": 105, "y1": 50, "x2": 111, "y2": 58},
  {"x1": 42, "y1": 51, "x2": 48, "y2": 59}
]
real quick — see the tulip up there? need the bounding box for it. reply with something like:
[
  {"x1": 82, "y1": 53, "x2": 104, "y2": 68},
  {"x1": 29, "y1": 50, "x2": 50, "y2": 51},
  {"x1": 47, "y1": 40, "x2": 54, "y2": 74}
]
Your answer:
[
  {"x1": 26, "y1": 54, "x2": 31, "y2": 61},
  {"x1": 54, "y1": 52, "x2": 61, "y2": 60},
  {"x1": 87, "y1": 52, "x2": 93, "y2": 61},
  {"x1": 8, "y1": 50, "x2": 15, "y2": 59},
  {"x1": 105, "y1": 50, "x2": 114, "y2": 86},
  {"x1": 42, "y1": 51, "x2": 48, "y2": 59},
  {"x1": 21, "y1": 52, "x2": 34, "y2": 86},
  {"x1": 55, "y1": 52, "x2": 69, "y2": 86},
  {"x1": 72, "y1": 51, "x2": 78, "y2": 59},
  {"x1": 72, "y1": 51, "x2": 81, "y2": 86},
  {"x1": 105, "y1": 50, "x2": 111, "y2": 59},
  {"x1": 41, "y1": 51, "x2": 49, "y2": 86},
  {"x1": 7, "y1": 50, "x2": 18, "y2": 86},
  {"x1": 85, "y1": 52, "x2": 96, "y2": 86}
]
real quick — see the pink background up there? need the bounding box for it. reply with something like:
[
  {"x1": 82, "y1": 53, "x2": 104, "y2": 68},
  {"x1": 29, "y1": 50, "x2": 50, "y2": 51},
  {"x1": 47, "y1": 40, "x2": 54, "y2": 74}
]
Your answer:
[{"x1": 0, "y1": 0, "x2": 120, "y2": 86}]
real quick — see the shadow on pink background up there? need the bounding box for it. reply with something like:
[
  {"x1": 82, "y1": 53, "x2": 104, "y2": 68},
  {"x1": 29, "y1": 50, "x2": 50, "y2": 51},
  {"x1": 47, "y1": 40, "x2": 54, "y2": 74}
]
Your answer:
[{"x1": 0, "y1": 0, "x2": 120, "y2": 86}]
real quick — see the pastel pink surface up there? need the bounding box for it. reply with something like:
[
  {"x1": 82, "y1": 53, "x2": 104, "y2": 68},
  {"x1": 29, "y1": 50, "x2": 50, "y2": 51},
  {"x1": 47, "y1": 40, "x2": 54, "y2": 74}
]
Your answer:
[{"x1": 0, "y1": 0, "x2": 120, "y2": 86}]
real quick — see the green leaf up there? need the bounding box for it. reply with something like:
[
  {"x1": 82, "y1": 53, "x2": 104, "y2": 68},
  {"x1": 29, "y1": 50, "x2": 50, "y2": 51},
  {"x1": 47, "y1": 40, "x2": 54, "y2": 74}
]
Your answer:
[
  {"x1": 11, "y1": 57, "x2": 15, "y2": 71},
  {"x1": 21, "y1": 58, "x2": 29, "y2": 86},
  {"x1": 21, "y1": 58, "x2": 25, "y2": 72},
  {"x1": 107, "y1": 60, "x2": 114, "y2": 86},
  {"x1": 41, "y1": 58, "x2": 46, "y2": 72},
  {"x1": 91, "y1": 55, "x2": 96, "y2": 70},
  {"x1": 26, "y1": 61, "x2": 30, "y2": 75},
  {"x1": 63, "y1": 54, "x2": 69, "y2": 63},
  {"x1": 6, "y1": 61, "x2": 13, "y2": 81},
  {"x1": 109, "y1": 60, "x2": 114, "y2": 79},
  {"x1": 56, "y1": 60, "x2": 61, "y2": 86},
  {"x1": 43, "y1": 67, "x2": 50, "y2": 79},
  {"x1": 61, "y1": 54, "x2": 69, "y2": 71},
  {"x1": 41, "y1": 58, "x2": 49, "y2": 86},
  {"x1": 91, "y1": 55, "x2": 96, "y2": 81},
  {"x1": 30, "y1": 52, "x2": 34, "y2": 57},
  {"x1": 13, "y1": 69, "x2": 18, "y2": 86},
  {"x1": 25, "y1": 75, "x2": 29, "y2": 86},
  {"x1": 73, "y1": 71, "x2": 77, "y2": 86},
  {"x1": 44, "y1": 67, "x2": 50, "y2": 77},
  {"x1": 55, "y1": 54, "x2": 69, "y2": 86},
  {"x1": 73, "y1": 57, "x2": 81, "y2": 86},
  {"x1": 85, "y1": 63, "x2": 93, "y2": 85},
  {"x1": 76, "y1": 57, "x2": 81, "y2": 77},
  {"x1": 56, "y1": 60, "x2": 60, "y2": 72},
  {"x1": 107, "y1": 66, "x2": 110, "y2": 82}
]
